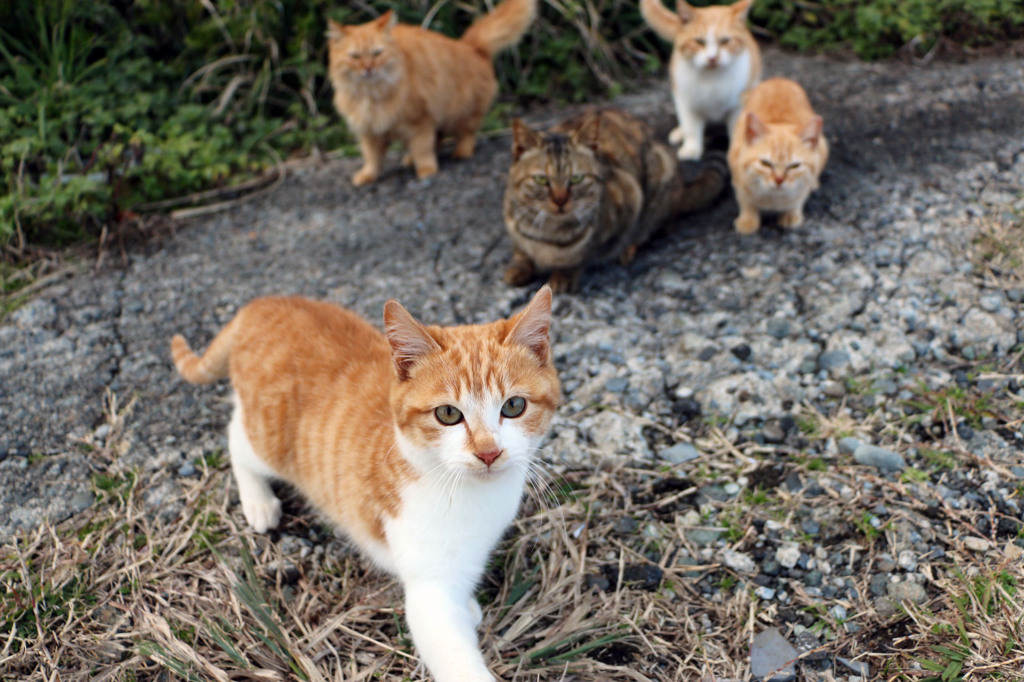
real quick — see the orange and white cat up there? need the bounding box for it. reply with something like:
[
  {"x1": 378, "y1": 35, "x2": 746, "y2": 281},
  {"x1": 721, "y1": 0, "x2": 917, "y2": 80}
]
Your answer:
[
  {"x1": 640, "y1": 0, "x2": 761, "y2": 160},
  {"x1": 171, "y1": 288, "x2": 559, "y2": 682},
  {"x1": 327, "y1": 0, "x2": 537, "y2": 186},
  {"x1": 727, "y1": 77, "x2": 828, "y2": 234}
]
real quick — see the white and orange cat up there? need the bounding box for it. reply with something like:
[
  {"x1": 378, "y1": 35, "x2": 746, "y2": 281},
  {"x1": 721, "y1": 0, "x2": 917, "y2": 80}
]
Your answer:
[
  {"x1": 727, "y1": 77, "x2": 829, "y2": 234},
  {"x1": 171, "y1": 288, "x2": 559, "y2": 682},
  {"x1": 640, "y1": 0, "x2": 761, "y2": 160},
  {"x1": 327, "y1": 0, "x2": 537, "y2": 186}
]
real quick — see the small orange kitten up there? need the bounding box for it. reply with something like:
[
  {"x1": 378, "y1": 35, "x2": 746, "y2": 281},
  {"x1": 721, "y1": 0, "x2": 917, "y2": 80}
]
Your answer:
[
  {"x1": 171, "y1": 288, "x2": 559, "y2": 682},
  {"x1": 327, "y1": 0, "x2": 537, "y2": 186},
  {"x1": 641, "y1": 0, "x2": 761, "y2": 160},
  {"x1": 727, "y1": 77, "x2": 829, "y2": 234}
]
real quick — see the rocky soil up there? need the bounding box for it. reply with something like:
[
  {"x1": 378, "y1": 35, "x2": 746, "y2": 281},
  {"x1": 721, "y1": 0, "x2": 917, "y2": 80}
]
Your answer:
[{"x1": 1, "y1": 50, "x2": 1023, "y2": 680}]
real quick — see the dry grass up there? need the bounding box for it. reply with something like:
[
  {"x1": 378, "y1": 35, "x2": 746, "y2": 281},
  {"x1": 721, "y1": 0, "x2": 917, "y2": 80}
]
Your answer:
[{"x1": 3, "y1": 389, "x2": 1024, "y2": 682}]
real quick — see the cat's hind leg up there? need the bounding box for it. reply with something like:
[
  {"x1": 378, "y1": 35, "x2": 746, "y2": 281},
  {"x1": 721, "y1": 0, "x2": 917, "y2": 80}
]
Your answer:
[
  {"x1": 407, "y1": 124, "x2": 440, "y2": 179},
  {"x1": 228, "y1": 398, "x2": 282, "y2": 533}
]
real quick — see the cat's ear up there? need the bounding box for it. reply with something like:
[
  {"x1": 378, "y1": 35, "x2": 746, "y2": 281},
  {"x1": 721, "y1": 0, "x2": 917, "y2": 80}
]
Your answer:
[
  {"x1": 326, "y1": 18, "x2": 348, "y2": 41},
  {"x1": 384, "y1": 301, "x2": 441, "y2": 381},
  {"x1": 730, "y1": 0, "x2": 754, "y2": 21},
  {"x1": 800, "y1": 115, "x2": 823, "y2": 148},
  {"x1": 571, "y1": 112, "x2": 601, "y2": 152},
  {"x1": 374, "y1": 9, "x2": 397, "y2": 31},
  {"x1": 744, "y1": 112, "x2": 767, "y2": 144},
  {"x1": 512, "y1": 119, "x2": 543, "y2": 161},
  {"x1": 506, "y1": 285, "x2": 552, "y2": 363},
  {"x1": 676, "y1": 0, "x2": 695, "y2": 23}
]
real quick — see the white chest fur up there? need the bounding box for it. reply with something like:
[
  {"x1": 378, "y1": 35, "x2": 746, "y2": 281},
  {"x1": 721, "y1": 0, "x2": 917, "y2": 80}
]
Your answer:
[{"x1": 672, "y1": 49, "x2": 753, "y2": 123}]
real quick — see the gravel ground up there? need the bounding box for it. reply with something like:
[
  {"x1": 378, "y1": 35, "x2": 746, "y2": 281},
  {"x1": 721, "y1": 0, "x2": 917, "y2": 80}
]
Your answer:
[{"x1": 1, "y1": 49, "x2": 1023, "y2": 679}]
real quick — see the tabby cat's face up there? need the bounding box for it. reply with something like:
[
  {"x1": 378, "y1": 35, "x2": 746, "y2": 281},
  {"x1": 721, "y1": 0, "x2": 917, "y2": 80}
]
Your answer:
[
  {"x1": 736, "y1": 113, "x2": 824, "y2": 196},
  {"x1": 327, "y1": 12, "x2": 402, "y2": 87},
  {"x1": 385, "y1": 288, "x2": 559, "y2": 481},
  {"x1": 506, "y1": 118, "x2": 603, "y2": 244},
  {"x1": 674, "y1": 0, "x2": 753, "y2": 71}
]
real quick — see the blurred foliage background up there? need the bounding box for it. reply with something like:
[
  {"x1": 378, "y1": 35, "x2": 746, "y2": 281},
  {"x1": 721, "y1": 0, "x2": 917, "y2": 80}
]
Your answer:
[{"x1": 1, "y1": 0, "x2": 1022, "y2": 270}]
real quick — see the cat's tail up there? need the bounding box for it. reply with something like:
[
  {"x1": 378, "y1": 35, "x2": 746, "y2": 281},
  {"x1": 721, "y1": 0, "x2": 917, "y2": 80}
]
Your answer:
[
  {"x1": 460, "y1": 0, "x2": 537, "y2": 59},
  {"x1": 640, "y1": 0, "x2": 683, "y2": 43},
  {"x1": 671, "y1": 152, "x2": 730, "y2": 215},
  {"x1": 171, "y1": 317, "x2": 239, "y2": 384}
]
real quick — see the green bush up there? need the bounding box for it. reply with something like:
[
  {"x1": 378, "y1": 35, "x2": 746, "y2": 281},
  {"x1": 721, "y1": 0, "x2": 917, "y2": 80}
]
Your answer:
[{"x1": 0, "y1": 0, "x2": 1021, "y2": 262}]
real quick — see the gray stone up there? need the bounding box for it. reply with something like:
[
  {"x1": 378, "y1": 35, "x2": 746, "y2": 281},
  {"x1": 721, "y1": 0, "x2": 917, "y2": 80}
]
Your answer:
[
  {"x1": 721, "y1": 549, "x2": 756, "y2": 573},
  {"x1": 978, "y1": 293, "x2": 1003, "y2": 312},
  {"x1": 685, "y1": 528, "x2": 723, "y2": 545},
  {"x1": 838, "y1": 437, "x2": 863, "y2": 455},
  {"x1": 68, "y1": 490, "x2": 95, "y2": 514},
  {"x1": 853, "y1": 444, "x2": 907, "y2": 471},
  {"x1": 870, "y1": 574, "x2": 889, "y2": 597},
  {"x1": 766, "y1": 318, "x2": 791, "y2": 339},
  {"x1": 776, "y1": 543, "x2": 801, "y2": 569},
  {"x1": 887, "y1": 581, "x2": 927, "y2": 604},
  {"x1": 817, "y1": 350, "x2": 851, "y2": 373},
  {"x1": 177, "y1": 462, "x2": 197, "y2": 477},
  {"x1": 839, "y1": 657, "x2": 870, "y2": 676},
  {"x1": 605, "y1": 377, "x2": 629, "y2": 393},
  {"x1": 660, "y1": 442, "x2": 700, "y2": 465},
  {"x1": 762, "y1": 422, "x2": 786, "y2": 443},
  {"x1": 750, "y1": 627, "x2": 798, "y2": 681}
]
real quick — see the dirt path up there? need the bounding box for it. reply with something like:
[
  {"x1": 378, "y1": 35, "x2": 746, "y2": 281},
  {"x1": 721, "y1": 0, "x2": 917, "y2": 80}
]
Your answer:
[{"x1": 1, "y1": 48, "x2": 1022, "y2": 541}]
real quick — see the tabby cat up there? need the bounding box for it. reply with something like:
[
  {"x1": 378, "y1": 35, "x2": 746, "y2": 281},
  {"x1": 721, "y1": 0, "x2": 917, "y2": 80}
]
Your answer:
[
  {"x1": 727, "y1": 77, "x2": 829, "y2": 234},
  {"x1": 503, "y1": 108, "x2": 728, "y2": 292},
  {"x1": 327, "y1": 0, "x2": 536, "y2": 186},
  {"x1": 171, "y1": 287, "x2": 559, "y2": 682},
  {"x1": 640, "y1": 0, "x2": 761, "y2": 160}
]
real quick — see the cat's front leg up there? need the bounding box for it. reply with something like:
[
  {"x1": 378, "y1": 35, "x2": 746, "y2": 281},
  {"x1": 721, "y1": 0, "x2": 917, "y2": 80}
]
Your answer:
[
  {"x1": 407, "y1": 124, "x2": 440, "y2": 180},
  {"x1": 503, "y1": 248, "x2": 536, "y2": 287},
  {"x1": 671, "y1": 101, "x2": 705, "y2": 160},
  {"x1": 404, "y1": 581, "x2": 496, "y2": 682},
  {"x1": 547, "y1": 269, "x2": 580, "y2": 294},
  {"x1": 354, "y1": 133, "x2": 388, "y2": 186},
  {"x1": 732, "y1": 186, "x2": 761, "y2": 234},
  {"x1": 778, "y1": 206, "x2": 805, "y2": 228},
  {"x1": 228, "y1": 402, "x2": 282, "y2": 533}
]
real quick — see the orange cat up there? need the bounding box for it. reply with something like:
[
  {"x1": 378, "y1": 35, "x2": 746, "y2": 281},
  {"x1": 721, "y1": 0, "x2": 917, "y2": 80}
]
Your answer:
[
  {"x1": 327, "y1": 0, "x2": 537, "y2": 186},
  {"x1": 641, "y1": 0, "x2": 761, "y2": 160},
  {"x1": 727, "y1": 77, "x2": 829, "y2": 234},
  {"x1": 171, "y1": 288, "x2": 559, "y2": 682}
]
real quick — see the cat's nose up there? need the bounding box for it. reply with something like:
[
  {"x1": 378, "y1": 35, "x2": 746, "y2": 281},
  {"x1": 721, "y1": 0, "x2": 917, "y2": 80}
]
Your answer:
[
  {"x1": 475, "y1": 449, "x2": 501, "y2": 466},
  {"x1": 773, "y1": 174, "x2": 785, "y2": 185},
  {"x1": 551, "y1": 191, "x2": 569, "y2": 208}
]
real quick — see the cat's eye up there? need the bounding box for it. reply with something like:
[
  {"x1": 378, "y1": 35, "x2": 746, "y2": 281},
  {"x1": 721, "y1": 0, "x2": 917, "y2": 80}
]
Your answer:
[
  {"x1": 435, "y1": 405, "x2": 463, "y2": 425},
  {"x1": 533, "y1": 174, "x2": 549, "y2": 185},
  {"x1": 759, "y1": 159, "x2": 772, "y2": 168},
  {"x1": 348, "y1": 51, "x2": 360, "y2": 59},
  {"x1": 569, "y1": 173, "x2": 585, "y2": 185},
  {"x1": 501, "y1": 396, "x2": 526, "y2": 419},
  {"x1": 787, "y1": 162, "x2": 801, "y2": 170},
  {"x1": 370, "y1": 48, "x2": 383, "y2": 57},
  {"x1": 719, "y1": 36, "x2": 731, "y2": 45},
  {"x1": 694, "y1": 38, "x2": 706, "y2": 46}
]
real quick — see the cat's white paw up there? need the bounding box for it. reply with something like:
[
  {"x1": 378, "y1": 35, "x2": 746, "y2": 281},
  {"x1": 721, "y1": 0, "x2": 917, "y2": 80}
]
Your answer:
[
  {"x1": 241, "y1": 493, "x2": 282, "y2": 533},
  {"x1": 677, "y1": 141, "x2": 703, "y2": 160},
  {"x1": 668, "y1": 127, "x2": 686, "y2": 144},
  {"x1": 468, "y1": 599, "x2": 483, "y2": 628}
]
